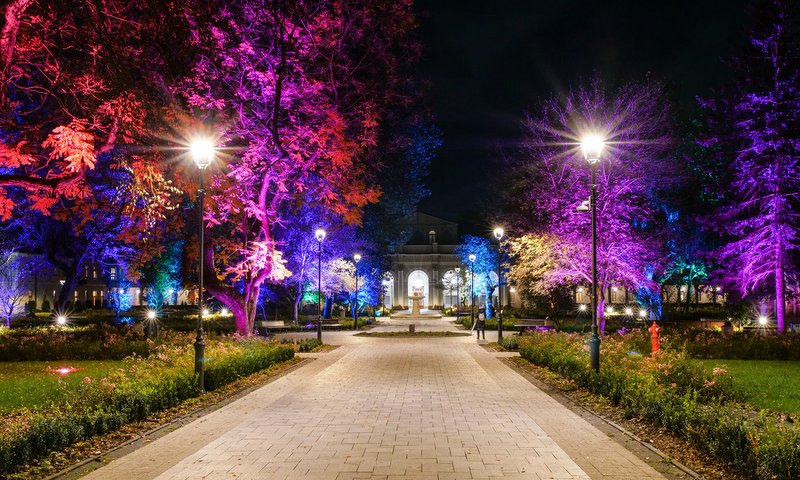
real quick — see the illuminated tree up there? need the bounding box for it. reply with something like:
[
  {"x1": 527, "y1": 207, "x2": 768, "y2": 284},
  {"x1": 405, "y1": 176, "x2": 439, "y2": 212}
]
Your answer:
[
  {"x1": 0, "y1": 251, "x2": 29, "y2": 327},
  {"x1": 506, "y1": 234, "x2": 558, "y2": 305},
  {"x1": 182, "y1": 1, "x2": 419, "y2": 334},
  {"x1": 701, "y1": 0, "x2": 800, "y2": 332},
  {"x1": 455, "y1": 235, "x2": 501, "y2": 318},
  {"x1": 511, "y1": 79, "x2": 674, "y2": 331}
]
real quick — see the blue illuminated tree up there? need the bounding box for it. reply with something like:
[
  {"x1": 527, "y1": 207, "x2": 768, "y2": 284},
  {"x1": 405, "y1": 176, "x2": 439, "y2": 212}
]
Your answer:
[{"x1": 455, "y1": 235, "x2": 501, "y2": 318}]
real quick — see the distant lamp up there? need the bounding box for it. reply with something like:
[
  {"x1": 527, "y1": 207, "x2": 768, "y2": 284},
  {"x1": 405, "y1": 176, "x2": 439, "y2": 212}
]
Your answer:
[
  {"x1": 315, "y1": 228, "x2": 326, "y2": 242},
  {"x1": 221, "y1": 308, "x2": 229, "y2": 316},
  {"x1": 579, "y1": 304, "x2": 587, "y2": 312},
  {"x1": 493, "y1": 227, "x2": 504, "y2": 240},
  {"x1": 119, "y1": 288, "x2": 125, "y2": 294},
  {"x1": 146, "y1": 310, "x2": 157, "y2": 321},
  {"x1": 59, "y1": 279, "x2": 66, "y2": 286},
  {"x1": 202, "y1": 308, "x2": 210, "y2": 317},
  {"x1": 576, "y1": 199, "x2": 590, "y2": 212},
  {"x1": 639, "y1": 309, "x2": 647, "y2": 318},
  {"x1": 758, "y1": 315, "x2": 768, "y2": 326},
  {"x1": 581, "y1": 134, "x2": 605, "y2": 163},
  {"x1": 605, "y1": 308, "x2": 614, "y2": 316},
  {"x1": 468, "y1": 253, "x2": 476, "y2": 263},
  {"x1": 353, "y1": 253, "x2": 361, "y2": 263},
  {"x1": 715, "y1": 286, "x2": 722, "y2": 292},
  {"x1": 56, "y1": 315, "x2": 67, "y2": 326},
  {"x1": 624, "y1": 307, "x2": 633, "y2": 316},
  {"x1": 190, "y1": 137, "x2": 215, "y2": 169}
]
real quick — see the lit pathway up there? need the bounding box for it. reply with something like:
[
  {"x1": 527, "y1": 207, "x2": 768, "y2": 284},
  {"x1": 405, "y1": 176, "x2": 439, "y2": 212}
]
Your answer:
[{"x1": 82, "y1": 319, "x2": 666, "y2": 480}]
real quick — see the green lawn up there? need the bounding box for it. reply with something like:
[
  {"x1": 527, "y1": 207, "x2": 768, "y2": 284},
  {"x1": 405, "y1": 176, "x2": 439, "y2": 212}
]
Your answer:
[
  {"x1": 697, "y1": 359, "x2": 800, "y2": 414},
  {"x1": 0, "y1": 360, "x2": 124, "y2": 412}
]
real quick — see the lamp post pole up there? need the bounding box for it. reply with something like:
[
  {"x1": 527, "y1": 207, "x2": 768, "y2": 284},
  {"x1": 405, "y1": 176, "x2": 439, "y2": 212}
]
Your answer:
[
  {"x1": 191, "y1": 138, "x2": 214, "y2": 393},
  {"x1": 456, "y1": 267, "x2": 461, "y2": 321},
  {"x1": 589, "y1": 160, "x2": 600, "y2": 372},
  {"x1": 353, "y1": 253, "x2": 361, "y2": 330},
  {"x1": 494, "y1": 227, "x2": 504, "y2": 342},
  {"x1": 469, "y1": 253, "x2": 476, "y2": 330},
  {"x1": 581, "y1": 135, "x2": 604, "y2": 373},
  {"x1": 315, "y1": 228, "x2": 326, "y2": 341}
]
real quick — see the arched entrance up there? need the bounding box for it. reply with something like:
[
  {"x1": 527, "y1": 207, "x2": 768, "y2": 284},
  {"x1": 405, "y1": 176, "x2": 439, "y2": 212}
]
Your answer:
[{"x1": 407, "y1": 270, "x2": 429, "y2": 309}]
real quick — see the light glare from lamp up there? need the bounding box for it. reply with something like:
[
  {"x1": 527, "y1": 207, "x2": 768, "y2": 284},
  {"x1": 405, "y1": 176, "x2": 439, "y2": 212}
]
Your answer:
[
  {"x1": 315, "y1": 228, "x2": 326, "y2": 242},
  {"x1": 581, "y1": 134, "x2": 604, "y2": 163},
  {"x1": 191, "y1": 138, "x2": 215, "y2": 169}
]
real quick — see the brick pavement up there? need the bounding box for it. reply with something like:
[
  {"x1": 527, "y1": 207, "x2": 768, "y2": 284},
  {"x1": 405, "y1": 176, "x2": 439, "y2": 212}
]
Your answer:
[{"x1": 83, "y1": 322, "x2": 665, "y2": 480}]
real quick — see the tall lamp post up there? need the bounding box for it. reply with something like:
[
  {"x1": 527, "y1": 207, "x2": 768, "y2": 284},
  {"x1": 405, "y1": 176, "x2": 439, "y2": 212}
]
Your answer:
[
  {"x1": 315, "y1": 228, "x2": 326, "y2": 341},
  {"x1": 493, "y1": 227, "x2": 505, "y2": 342},
  {"x1": 581, "y1": 134, "x2": 604, "y2": 373},
  {"x1": 455, "y1": 267, "x2": 461, "y2": 321},
  {"x1": 191, "y1": 137, "x2": 215, "y2": 393},
  {"x1": 353, "y1": 253, "x2": 361, "y2": 330},
  {"x1": 469, "y1": 253, "x2": 476, "y2": 330}
]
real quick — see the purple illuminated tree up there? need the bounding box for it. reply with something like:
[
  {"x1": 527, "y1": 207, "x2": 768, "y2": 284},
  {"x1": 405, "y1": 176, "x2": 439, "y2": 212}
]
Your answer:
[
  {"x1": 510, "y1": 79, "x2": 674, "y2": 331},
  {"x1": 0, "y1": 250, "x2": 29, "y2": 327},
  {"x1": 700, "y1": 0, "x2": 800, "y2": 332}
]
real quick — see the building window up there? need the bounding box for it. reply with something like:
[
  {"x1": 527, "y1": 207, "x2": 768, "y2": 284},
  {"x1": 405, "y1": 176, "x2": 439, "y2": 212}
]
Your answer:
[{"x1": 110, "y1": 267, "x2": 117, "y2": 281}]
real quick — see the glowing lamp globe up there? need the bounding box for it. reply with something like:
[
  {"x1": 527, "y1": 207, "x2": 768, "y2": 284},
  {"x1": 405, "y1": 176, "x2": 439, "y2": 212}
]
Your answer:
[
  {"x1": 624, "y1": 307, "x2": 633, "y2": 316},
  {"x1": 191, "y1": 138, "x2": 215, "y2": 169},
  {"x1": 581, "y1": 134, "x2": 604, "y2": 163},
  {"x1": 56, "y1": 315, "x2": 67, "y2": 326},
  {"x1": 468, "y1": 253, "x2": 476, "y2": 263},
  {"x1": 146, "y1": 310, "x2": 157, "y2": 320},
  {"x1": 314, "y1": 228, "x2": 326, "y2": 242},
  {"x1": 221, "y1": 308, "x2": 229, "y2": 316},
  {"x1": 578, "y1": 304, "x2": 587, "y2": 312},
  {"x1": 605, "y1": 308, "x2": 614, "y2": 316},
  {"x1": 493, "y1": 227, "x2": 504, "y2": 240},
  {"x1": 353, "y1": 253, "x2": 361, "y2": 263},
  {"x1": 758, "y1": 315, "x2": 768, "y2": 325},
  {"x1": 639, "y1": 310, "x2": 647, "y2": 318},
  {"x1": 202, "y1": 308, "x2": 210, "y2": 317}
]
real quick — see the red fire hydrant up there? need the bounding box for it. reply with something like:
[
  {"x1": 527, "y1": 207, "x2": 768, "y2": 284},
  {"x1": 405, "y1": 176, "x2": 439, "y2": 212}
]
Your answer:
[{"x1": 649, "y1": 321, "x2": 661, "y2": 355}]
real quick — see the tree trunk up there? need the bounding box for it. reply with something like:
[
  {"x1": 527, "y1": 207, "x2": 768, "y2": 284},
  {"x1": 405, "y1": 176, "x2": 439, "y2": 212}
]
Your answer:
[
  {"x1": 293, "y1": 288, "x2": 302, "y2": 326},
  {"x1": 485, "y1": 284, "x2": 494, "y2": 319},
  {"x1": 776, "y1": 246, "x2": 786, "y2": 333},
  {"x1": 597, "y1": 295, "x2": 606, "y2": 334}
]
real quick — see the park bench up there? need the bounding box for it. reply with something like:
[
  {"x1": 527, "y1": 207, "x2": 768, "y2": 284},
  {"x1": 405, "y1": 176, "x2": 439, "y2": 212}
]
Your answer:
[
  {"x1": 515, "y1": 318, "x2": 553, "y2": 333},
  {"x1": 255, "y1": 320, "x2": 289, "y2": 337}
]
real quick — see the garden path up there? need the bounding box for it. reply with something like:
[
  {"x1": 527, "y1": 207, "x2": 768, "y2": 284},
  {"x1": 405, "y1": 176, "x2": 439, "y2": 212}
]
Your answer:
[{"x1": 82, "y1": 320, "x2": 666, "y2": 480}]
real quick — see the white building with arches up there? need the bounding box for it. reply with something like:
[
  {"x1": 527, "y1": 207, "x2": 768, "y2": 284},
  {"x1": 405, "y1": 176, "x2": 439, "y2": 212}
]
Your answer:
[{"x1": 384, "y1": 212, "x2": 463, "y2": 310}]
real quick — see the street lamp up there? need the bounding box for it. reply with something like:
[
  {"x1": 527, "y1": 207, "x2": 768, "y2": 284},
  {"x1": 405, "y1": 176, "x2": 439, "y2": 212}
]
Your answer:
[
  {"x1": 455, "y1": 267, "x2": 461, "y2": 321},
  {"x1": 582, "y1": 134, "x2": 604, "y2": 372},
  {"x1": 469, "y1": 253, "x2": 476, "y2": 331},
  {"x1": 315, "y1": 228, "x2": 326, "y2": 341},
  {"x1": 353, "y1": 253, "x2": 361, "y2": 330},
  {"x1": 493, "y1": 227, "x2": 505, "y2": 342},
  {"x1": 191, "y1": 137, "x2": 215, "y2": 393}
]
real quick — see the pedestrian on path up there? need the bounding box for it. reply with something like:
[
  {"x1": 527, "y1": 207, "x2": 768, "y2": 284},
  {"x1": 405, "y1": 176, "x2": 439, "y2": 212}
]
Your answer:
[{"x1": 476, "y1": 307, "x2": 486, "y2": 340}]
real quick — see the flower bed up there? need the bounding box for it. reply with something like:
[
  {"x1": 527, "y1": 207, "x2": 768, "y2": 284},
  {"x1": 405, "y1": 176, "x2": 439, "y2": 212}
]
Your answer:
[
  {"x1": 518, "y1": 331, "x2": 800, "y2": 479},
  {"x1": 0, "y1": 339, "x2": 293, "y2": 475}
]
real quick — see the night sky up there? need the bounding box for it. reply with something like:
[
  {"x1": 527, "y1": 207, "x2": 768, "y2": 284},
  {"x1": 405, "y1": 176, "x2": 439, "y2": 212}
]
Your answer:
[{"x1": 414, "y1": 0, "x2": 751, "y2": 231}]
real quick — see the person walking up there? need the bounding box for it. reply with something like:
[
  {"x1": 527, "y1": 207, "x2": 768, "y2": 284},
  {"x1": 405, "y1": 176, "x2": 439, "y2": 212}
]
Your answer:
[{"x1": 476, "y1": 307, "x2": 486, "y2": 340}]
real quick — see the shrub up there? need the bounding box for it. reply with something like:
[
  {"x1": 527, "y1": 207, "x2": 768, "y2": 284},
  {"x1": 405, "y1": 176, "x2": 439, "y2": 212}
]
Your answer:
[
  {"x1": 664, "y1": 329, "x2": 800, "y2": 360},
  {"x1": 0, "y1": 340, "x2": 294, "y2": 475},
  {"x1": 0, "y1": 325, "x2": 154, "y2": 361},
  {"x1": 298, "y1": 338, "x2": 322, "y2": 352},
  {"x1": 518, "y1": 331, "x2": 799, "y2": 479},
  {"x1": 498, "y1": 335, "x2": 520, "y2": 350}
]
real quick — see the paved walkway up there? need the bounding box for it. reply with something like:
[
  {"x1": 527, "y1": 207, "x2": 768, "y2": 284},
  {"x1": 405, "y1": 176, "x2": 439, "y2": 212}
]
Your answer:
[{"x1": 83, "y1": 319, "x2": 666, "y2": 480}]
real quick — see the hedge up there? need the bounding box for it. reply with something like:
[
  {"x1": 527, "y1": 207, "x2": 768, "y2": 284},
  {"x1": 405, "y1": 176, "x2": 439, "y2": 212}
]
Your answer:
[
  {"x1": 518, "y1": 331, "x2": 800, "y2": 479},
  {"x1": 0, "y1": 341, "x2": 294, "y2": 475}
]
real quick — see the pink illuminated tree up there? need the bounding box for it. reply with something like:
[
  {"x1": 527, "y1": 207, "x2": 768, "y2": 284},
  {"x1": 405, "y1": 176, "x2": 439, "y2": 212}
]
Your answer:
[
  {"x1": 181, "y1": 1, "x2": 419, "y2": 333},
  {"x1": 512, "y1": 79, "x2": 674, "y2": 331},
  {"x1": 700, "y1": 0, "x2": 800, "y2": 332}
]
